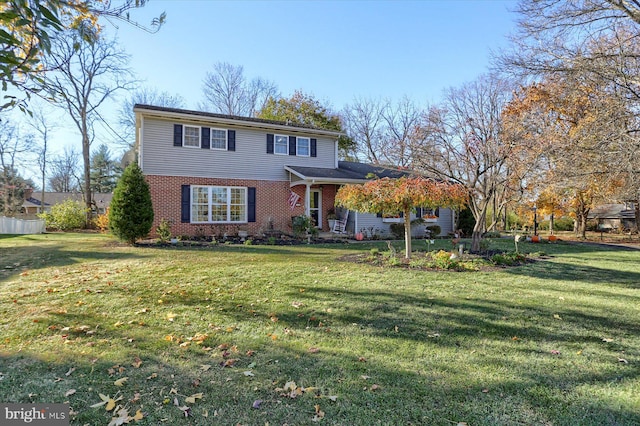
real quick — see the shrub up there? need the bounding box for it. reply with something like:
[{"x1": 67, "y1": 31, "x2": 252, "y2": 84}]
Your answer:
[
  {"x1": 491, "y1": 252, "x2": 527, "y2": 266},
  {"x1": 292, "y1": 215, "x2": 318, "y2": 238},
  {"x1": 39, "y1": 199, "x2": 88, "y2": 230},
  {"x1": 389, "y1": 223, "x2": 404, "y2": 239},
  {"x1": 156, "y1": 219, "x2": 172, "y2": 243},
  {"x1": 483, "y1": 231, "x2": 501, "y2": 238},
  {"x1": 554, "y1": 216, "x2": 575, "y2": 231},
  {"x1": 426, "y1": 225, "x2": 441, "y2": 237},
  {"x1": 433, "y1": 250, "x2": 459, "y2": 270},
  {"x1": 94, "y1": 207, "x2": 110, "y2": 233},
  {"x1": 109, "y1": 163, "x2": 154, "y2": 245}
]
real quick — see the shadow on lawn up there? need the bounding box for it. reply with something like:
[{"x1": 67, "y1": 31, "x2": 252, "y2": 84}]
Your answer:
[
  {"x1": 504, "y1": 256, "x2": 640, "y2": 289},
  {"x1": 0, "y1": 243, "x2": 142, "y2": 283},
  {"x1": 1, "y1": 333, "x2": 639, "y2": 425}
]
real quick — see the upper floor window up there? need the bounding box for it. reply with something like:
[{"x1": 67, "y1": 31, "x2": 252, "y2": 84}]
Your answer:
[
  {"x1": 210, "y1": 128, "x2": 227, "y2": 150},
  {"x1": 275, "y1": 135, "x2": 288, "y2": 155},
  {"x1": 183, "y1": 125, "x2": 200, "y2": 147},
  {"x1": 297, "y1": 137, "x2": 310, "y2": 157}
]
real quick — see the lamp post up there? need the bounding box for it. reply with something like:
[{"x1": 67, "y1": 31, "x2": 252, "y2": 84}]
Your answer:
[{"x1": 533, "y1": 205, "x2": 538, "y2": 236}]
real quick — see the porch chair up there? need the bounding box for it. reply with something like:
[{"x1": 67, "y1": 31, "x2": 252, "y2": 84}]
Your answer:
[{"x1": 331, "y1": 210, "x2": 349, "y2": 234}]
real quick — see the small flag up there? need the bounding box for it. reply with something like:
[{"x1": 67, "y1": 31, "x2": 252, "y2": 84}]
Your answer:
[{"x1": 288, "y1": 191, "x2": 301, "y2": 210}]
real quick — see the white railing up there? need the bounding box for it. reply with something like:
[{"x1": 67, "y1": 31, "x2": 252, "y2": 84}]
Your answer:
[{"x1": 0, "y1": 216, "x2": 46, "y2": 234}]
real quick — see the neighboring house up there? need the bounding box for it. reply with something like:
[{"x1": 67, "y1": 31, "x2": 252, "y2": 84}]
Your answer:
[
  {"x1": 134, "y1": 104, "x2": 457, "y2": 238},
  {"x1": 21, "y1": 191, "x2": 112, "y2": 218},
  {"x1": 587, "y1": 203, "x2": 637, "y2": 231}
]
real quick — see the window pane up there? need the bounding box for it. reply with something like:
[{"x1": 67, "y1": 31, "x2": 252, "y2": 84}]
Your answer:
[
  {"x1": 275, "y1": 135, "x2": 288, "y2": 154},
  {"x1": 230, "y1": 204, "x2": 245, "y2": 222},
  {"x1": 297, "y1": 137, "x2": 309, "y2": 156},
  {"x1": 211, "y1": 187, "x2": 227, "y2": 203},
  {"x1": 184, "y1": 126, "x2": 200, "y2": 147},
  {"x1": 211, "y1": 129, "x2": 226, "y2": 149},
  {"x1": 192, "y1": 205, "x2": 208, "y2": 222},
  {"x1": 230, "y1": 188, "x2": 245, "y2": 204},
  {"x1": 211, "y1": 204, "x2": 227, "y2": 221}
]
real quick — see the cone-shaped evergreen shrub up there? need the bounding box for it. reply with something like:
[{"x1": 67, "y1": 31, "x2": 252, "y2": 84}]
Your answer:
[{"x1": 109, "y1": 162, "x2": 154, "y2": 244}]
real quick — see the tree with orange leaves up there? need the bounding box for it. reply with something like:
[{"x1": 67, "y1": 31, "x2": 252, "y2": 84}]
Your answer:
[{"x1": 335, "y1": 176, "x2": 467, "y2": 258}]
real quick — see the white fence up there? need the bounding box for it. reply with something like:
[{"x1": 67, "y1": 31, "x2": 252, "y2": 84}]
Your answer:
[{"x1": 0, "y1": 216, "x2": 46, "y2": 234}]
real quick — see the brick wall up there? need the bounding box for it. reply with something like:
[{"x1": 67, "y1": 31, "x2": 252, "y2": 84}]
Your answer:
[{"x1": 146, "y1": 175, "x2": 338, "y2": 238}]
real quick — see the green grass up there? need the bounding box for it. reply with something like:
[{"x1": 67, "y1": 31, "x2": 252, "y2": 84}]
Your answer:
[{"x1": 1, "y1": 233, "x2": 639, "y2": 425}]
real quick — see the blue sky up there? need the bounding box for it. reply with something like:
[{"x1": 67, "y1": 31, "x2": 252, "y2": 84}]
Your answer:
[{"x1": 20, "y1": 0, "x2": 519, "y2": 183}]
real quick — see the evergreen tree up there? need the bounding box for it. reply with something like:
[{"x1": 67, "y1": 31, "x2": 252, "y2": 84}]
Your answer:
[
  {"x1": 90, "y1": 144, "x2": 121, "y2": 193},
  {"x1": 109, "y1": 162, "x2": 153, "y2": 244}
]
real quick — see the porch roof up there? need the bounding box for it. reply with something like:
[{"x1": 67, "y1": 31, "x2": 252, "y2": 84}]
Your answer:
[{"x1": 285, "y1": 161, "x2": 415, "y2": 186}]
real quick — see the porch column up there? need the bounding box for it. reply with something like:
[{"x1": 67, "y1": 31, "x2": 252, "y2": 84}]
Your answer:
[{"x1": 305, "y1": 183, "x2": 311, "y2": 217}]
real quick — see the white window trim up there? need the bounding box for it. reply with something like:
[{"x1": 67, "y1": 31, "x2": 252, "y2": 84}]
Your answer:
[
  {"x1": 190, "y1": 185, "x2": 248, "y2": 224},
  {"x1": 183, "y1": 125, "x2": 201, "y2": 148},
  {"x1": 297, "y1": 136, "x2": 310, "y2": 157},
  {"x1": 210, "y1": 128, "x2": 228, "y2": 150},
  {"x1": 274, "y1": 134, "x2": 288, "y2": 155}
]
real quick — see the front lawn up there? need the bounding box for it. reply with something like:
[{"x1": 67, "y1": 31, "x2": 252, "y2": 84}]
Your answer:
[{"x1": 1, "y1": 234, "x2": 638, "y2": 425}]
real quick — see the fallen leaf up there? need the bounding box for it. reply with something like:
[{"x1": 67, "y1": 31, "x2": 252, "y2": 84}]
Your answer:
[
  {"x1": 132, "y1": 409, "x2": 144, "y2": 421},
  {"x1": 291, "y1": 301, "x2": 304, "y2": 308},
  {"x1": 185, "y1": 393, "x2": 203, "y2": 404},
  {"x1": 327, "y1": 395, "x2": 338, "y2": 402},
  {"x1": 312, "y1": 404, "x2": 325, "y2": 422},
  {"x1": 131, "y1": 357, "x2": 142, "y2": 368},
  {"x1": 243, "y1": 371, "x2": 255, "y2": 376},
  {"x1": 602, "y1": 338, "x2": 614, "y2": 343},
  {"x1": 147, "y1": 373, "x2": 158, "y2": 380},
  {"x1": 252, "y1": 399, "x2": 262, "y2": 409},
  {"x1": 220, "y1": 359, "x2": 237, "y2": 368},
  {"x1": 553, "y1": 314, "x2": 562, "y2": 320},
  {"x1": 200, "y1": 364, "x2": 212, "y2": 371},
  {"x1": 308, "y1": 347, "x2": 320, "y2": 353},
  {"x1": 481, "y1": 388, "x2": 489, "y2": 393},
  {"x1": 361, "y1": 375, "x2": 371, "y2": 380},
  {"x1": 551, "y1": 350, "x2": 561, "y2": 355},
  {"x1": 370, "y1": 384, "x2": 380, "y2": 391},
  {"x1": 65, "y1": 367, "x2": 76, "y2": 376},
  {"x1": 65, "y1": 389, "x2": 76, "y2": 397},
  {"x1": 619, "y1": 358, "x2": 629, "y2": 364},
  {"x1": 457, "y1": 423, "x2": 469, "y2": 426},
  {"x1": 114, "y1": 377, "x2": 128, "y2": 386}
]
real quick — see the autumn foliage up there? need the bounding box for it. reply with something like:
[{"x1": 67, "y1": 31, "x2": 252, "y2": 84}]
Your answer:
[{"x1": 335, "y1": 176, "x2": 467, "y2": 257}]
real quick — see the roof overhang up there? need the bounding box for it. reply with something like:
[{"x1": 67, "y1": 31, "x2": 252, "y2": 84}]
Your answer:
[
  {"x1": 285, "y1": 166, "x2": 367, "y2": 187},
  {"x1": 134, "y1": 104, "x2": 344, "y2": 138}
]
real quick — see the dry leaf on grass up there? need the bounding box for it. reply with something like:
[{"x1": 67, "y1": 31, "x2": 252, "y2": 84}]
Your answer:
[{"x1": 113, "y1": 377, "x2": 128, "y2": 386}]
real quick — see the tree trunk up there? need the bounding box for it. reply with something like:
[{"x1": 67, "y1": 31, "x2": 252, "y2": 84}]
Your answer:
[
  {"x1": 404, "y1": 208, "x2": 412, "y2": 258},
  {"x1": 82, "y1": 124, "x2": 92, "y2": 226},
  {"x1": 634, "y1": 200, "x2": 640, "y2": 234},
  {"x1": 549, "y1": 213, "x2": 554, "y2": 235},
  {"x1": 470, "y1": 208, "x2": 487, "y2": 253}
]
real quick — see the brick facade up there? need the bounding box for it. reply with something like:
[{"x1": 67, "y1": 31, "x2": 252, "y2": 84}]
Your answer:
[{"x1": 146, "y1": 175, "x2": 338, "y2": 238}]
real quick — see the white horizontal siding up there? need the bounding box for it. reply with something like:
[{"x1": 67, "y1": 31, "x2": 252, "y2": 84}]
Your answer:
[{"x1": 141, "y1": 117, "x2": 336, "y2": 180}]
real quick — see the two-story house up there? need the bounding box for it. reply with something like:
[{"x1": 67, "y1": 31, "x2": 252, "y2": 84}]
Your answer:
[{"x1": 134, "y1": 104, "x2": 457, "y2": 238}]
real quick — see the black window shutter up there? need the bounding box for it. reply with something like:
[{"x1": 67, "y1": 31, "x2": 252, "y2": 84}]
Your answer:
[
  {"x1": 228, "y1": 130, "x2": 236, "y2": 151},
  {"x1": 181, "y1": 185, "x2": 190, "y2": 223},
  {"x1": 435, "y1": 207, "x2": 440, "y2": 217},
  {"x1": 376, "y1": 212, "x2": 383, "y2": 218},
  {"x1": 266, "y1": 134, "x2": 274, "y2": 154},
  {"x1": 173, "y1": 124, "x2": 183, "y2": 146},
  {"x1": 247, "y1": 187, "x2": 256, "y2": 223},
  {"x1": 201, "y1": 127, "x2": 210, "y2": 149},
  {"x1": 310, "y1": 138, "x2": 317, "y2": 157},
  {"x1": 416, "y1": 207, "x2": 422, "y2": 218},
  {"x1": 289, "y1": 136, "x2": 296, "y2": 156}
]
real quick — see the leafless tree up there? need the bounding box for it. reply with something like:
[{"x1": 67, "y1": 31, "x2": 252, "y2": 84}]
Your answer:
[
  {"x1": 342, "y1": 97, "x2": 386, "y2": 163},
  {"x1": 118, "y1": 86, "x2": 186, "y2": 150},
  {"x1": 380, "y1": 96, "x2": 422, "y2": 168},
  {"x1": 27, "y1": 103, "x2": 58, "y2": 211},
  {"x1": 199, "y1": 62, "x2": 279, "y2": 116},
  {"x1": 43, "y1": 31, "x2": 133, "y2": 222},
  {"x1": 415, "y1": 75, "x2": 528, "y2": 252},
  {"x1": 0, "y1": 118, "x2": 33, "y2": 216},
  {"x1": 48, "y1": 146, "x2": 81, "y2": 193}
]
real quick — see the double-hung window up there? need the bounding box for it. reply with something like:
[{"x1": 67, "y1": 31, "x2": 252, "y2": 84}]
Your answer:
[
  {"x1": 274, "y1": 135, "x2": 288, "y2": 155},
  {"x1": 297, "y1": 137, "x2": 310, "y2": 156},
  {"x1": 191, "y1": 186, "x2": 247, "y2": 223},
  {"x1": 210, "y1": 128, "x2": 227, "y2": 150},
  {"x1": 183, "y1": 125, "x2": 200, "y2": 147}
]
